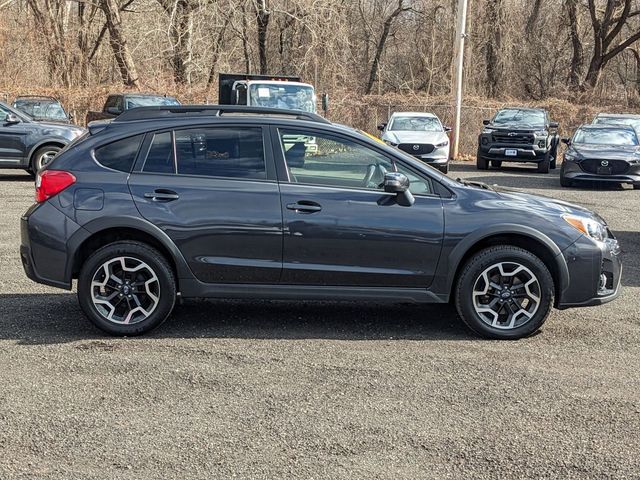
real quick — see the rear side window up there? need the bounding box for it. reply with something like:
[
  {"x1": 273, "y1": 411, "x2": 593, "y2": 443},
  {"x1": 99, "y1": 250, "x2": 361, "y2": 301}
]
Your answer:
[
  {"x1": 94, "y1": 134, "x2": 143, "y2": 172},
  {"x1": 174, "y1": 127, "x2": 266, "y2": 179},
  {"x1": 143, "y1": 132, "x2": 175, "y2": 173}
]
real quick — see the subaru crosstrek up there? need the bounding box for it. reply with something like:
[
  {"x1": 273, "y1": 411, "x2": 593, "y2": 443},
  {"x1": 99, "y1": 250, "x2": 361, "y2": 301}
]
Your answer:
[{"x1": 21, "y1": 106, "x2": 622, "y2": 339}]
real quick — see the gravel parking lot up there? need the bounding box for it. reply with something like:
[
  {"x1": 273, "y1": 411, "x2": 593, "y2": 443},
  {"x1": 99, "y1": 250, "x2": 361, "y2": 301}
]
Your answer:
[{"x1": 0, "y1": 164, "x2": 638, "y2": 479}]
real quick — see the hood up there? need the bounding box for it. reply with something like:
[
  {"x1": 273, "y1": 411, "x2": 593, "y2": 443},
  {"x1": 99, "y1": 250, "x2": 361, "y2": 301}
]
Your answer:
[
  {"x1": 487, "y1": 123, "x2": 544, "y2": 132},
  {"x1": 571, "y1": 143, "x2": 640, "y2": 161},
  {"x1": 34, "y1": 121, "x2": 86, "y2": 138},
  {"x1": 494, "y1": 186, "x2": 606, "y2": 224},
  {"x1": 383, "y1": 130, "x2": 448, "y2": 145}
]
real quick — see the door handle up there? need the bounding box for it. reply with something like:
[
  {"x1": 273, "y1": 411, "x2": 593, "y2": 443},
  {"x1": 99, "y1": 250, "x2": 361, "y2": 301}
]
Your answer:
[
  {"x1": 286, "y1": 201, "x2": 322, "y2": 213},
  {"x1": 144, "y1": 189, "x2": 179, "y2": 202}
]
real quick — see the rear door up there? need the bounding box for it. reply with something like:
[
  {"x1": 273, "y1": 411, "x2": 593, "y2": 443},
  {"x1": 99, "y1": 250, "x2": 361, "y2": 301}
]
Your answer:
[
  {"x1": 0, "y1": 104, "x2": 29, "y2": 166},
  {"x1": 274, "y1": 126, "x2": 444, "y2": 288},
  {"x1": 128, "y1": 124, "x2": 283, "y2": 284}
]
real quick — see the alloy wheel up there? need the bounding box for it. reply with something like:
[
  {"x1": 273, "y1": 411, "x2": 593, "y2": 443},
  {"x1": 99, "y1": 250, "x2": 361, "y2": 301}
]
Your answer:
[
  {"x1": 472, "y1": 261, "x2": 541, "y2": 330},
  {"x1": 91, "y1": 256, "x2": 160, "y2": 325}
]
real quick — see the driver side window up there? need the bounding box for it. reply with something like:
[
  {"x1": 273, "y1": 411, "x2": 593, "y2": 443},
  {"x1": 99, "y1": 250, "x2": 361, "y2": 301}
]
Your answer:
[{"x1": 279, "y1": 129, "x2": 393, "y2": 190}]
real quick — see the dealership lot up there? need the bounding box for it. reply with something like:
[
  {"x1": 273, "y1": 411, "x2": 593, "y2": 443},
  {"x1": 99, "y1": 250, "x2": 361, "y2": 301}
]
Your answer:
[{"x1": 0, "y1": 165, "x2": 638, "y2": 478}]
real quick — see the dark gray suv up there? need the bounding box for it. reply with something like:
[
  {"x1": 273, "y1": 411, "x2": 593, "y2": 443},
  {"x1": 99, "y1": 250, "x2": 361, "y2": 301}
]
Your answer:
[
  {"x1": 1, "y1": 101, "x2": 85, "y2": 174},
  {"x1": 20, "y1": 106, "x2": 622, "y2": 339}
]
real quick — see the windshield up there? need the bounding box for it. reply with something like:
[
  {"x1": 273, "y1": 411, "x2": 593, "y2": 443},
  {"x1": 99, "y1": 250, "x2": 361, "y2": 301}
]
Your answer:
[
  {"x1": 493, "y1": 109, "x2": 545, "y2": 127},
  {"x1": 574, "y1": 128, "x2": 638, "y2": 146},
  {"x1": 14, "y1": 100, "x2": 67, "y2": 121},
  {"x1": 248, "y1": 83, "x2": 316, "y2": 112},
  {"x1": 125, "y1": 96, "x2": 180, "y2": 109},
  {"x1": 389, "y1": 116, "x2": 442, "y2": 132},
  {"x1": 594, "y1": 116, "x2": 640, "y2": 130}
]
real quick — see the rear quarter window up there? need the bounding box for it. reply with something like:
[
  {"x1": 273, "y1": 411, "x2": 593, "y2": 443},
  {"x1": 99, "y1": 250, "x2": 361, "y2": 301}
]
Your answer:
[{"x1": 94, "y1": 134, "x2": 144, "y2": 172}]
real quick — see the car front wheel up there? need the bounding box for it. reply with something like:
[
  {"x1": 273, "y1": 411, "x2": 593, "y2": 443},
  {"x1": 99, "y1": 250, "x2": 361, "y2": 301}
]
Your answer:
[
  {"x1": 455, "y1": 246, "x2": 554, "y2": 339},
  {"x1": 77, "y1": 241, "x2": 176, "y2": 336},
  {"x1": 31, "y1": 145, "x2": 62, "y2": 172}
]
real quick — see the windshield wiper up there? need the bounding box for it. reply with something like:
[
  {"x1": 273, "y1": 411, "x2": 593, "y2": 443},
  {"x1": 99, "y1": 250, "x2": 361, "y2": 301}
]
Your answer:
[{"x1": 456, "y1": 178, "x2": 494, "y2": 190}]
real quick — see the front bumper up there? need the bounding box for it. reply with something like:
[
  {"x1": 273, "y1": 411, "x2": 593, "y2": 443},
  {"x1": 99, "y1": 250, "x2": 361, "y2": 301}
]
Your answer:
[
  {"x1": 562, "y1": 160, "x2": 640, "y2": 185},
  {"x1": 557, "y1": 233, "x2": 622, "y2": 309}
]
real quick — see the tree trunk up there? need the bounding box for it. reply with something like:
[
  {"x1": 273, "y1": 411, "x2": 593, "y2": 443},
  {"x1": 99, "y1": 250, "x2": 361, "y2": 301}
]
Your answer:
[
  {"x1": 101, "y1": 0, "x2": 139, "y2": 87},
  {"x1": 565, "y1": 0, "x2": 583, "y2": 88},
  {"x1": 485, "y1": 0, "x2": 503, "y2": 98},
  {"x1": 255, "y1": 0, "x2": 270, "y2": 74},
  {"x1": 365, "y1": 0, "x2": 410, "y2": 94}
]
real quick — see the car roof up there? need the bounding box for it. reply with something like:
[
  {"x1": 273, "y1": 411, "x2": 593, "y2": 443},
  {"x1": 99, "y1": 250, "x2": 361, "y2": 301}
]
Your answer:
[
  {"x1": 497, "y1": 107, "x2": 545, "y2": 112},
  {"x1": 578, "y1": 123, "x2": 636, "y2": 131},
  {"x1": 595, "y1": 112, "x2": 640, "y2": 119},
  {"x1": 14, "y1": 95, "x2": 60, "y2": 102},
  {"x1": 390, "y1": 112, "x2": 438, "y2": 118}
]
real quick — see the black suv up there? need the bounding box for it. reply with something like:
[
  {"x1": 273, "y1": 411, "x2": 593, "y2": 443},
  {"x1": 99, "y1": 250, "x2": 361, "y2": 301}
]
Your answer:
[
  {"x1": 21, "y1": 106, "x2": 621, "y2": 339},
  {"x1": 477, "y1": 108, "x2": 559, "y2": 173}
]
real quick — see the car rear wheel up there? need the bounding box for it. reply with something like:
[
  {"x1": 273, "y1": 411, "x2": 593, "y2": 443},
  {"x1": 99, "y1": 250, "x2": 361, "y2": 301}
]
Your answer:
[
  {"x1": 31, "y1": 145, "x2": 62, "y2": 172},
  {"x1": 78, "y1": 241, "x2": 176, "y2": 336},
  {"x1": 455, "y1": 246, "x2": 554, "y2": 339},
  {"x1": 491, "y1": 160, "x2": 502, "y2": 168},
  {"x1": 476, "y1": 148, "x2": 488, "y2": 170}
]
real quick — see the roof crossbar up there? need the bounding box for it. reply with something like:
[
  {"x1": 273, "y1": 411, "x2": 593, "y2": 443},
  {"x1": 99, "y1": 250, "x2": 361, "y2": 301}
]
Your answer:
[{"x1": 113, "y1": 105, "x2": 331, "y2": 124}]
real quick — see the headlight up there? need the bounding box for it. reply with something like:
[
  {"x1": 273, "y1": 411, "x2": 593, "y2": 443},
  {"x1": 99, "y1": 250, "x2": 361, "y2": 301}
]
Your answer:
[
  {"x1": 482, "y1": 128, "x2": 494, "y2": 134},
  {"x1": 562, "y1": 214, "x2": 607, "y2": 242},
  {"x1": 534, "y1": 130, "x2": 548, "y2": 136},
  {"x1": 564, "y1": 153, "x2": 576, "y2": 162},
  {"x1": 435, "y1": 140, "x2": 449, "y2": 148},
  {"x1": 384, "y1": 140, "x2": 398, "y2": 147}
]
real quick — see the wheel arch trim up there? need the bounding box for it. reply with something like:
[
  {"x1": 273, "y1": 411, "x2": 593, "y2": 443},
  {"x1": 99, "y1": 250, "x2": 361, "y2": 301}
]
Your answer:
[{"x1": 66, "y1": 215, "x2": 194, "y2": 285}]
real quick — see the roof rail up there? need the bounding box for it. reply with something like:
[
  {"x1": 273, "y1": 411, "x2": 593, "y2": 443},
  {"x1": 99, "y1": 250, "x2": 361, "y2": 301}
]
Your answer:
[{"x1": 113, "y1": 105, "x2": 331, "y2": 124}]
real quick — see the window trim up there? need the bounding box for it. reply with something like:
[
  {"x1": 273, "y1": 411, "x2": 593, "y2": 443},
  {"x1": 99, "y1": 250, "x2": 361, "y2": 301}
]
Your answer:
[
  {"x1": 272, "y1": 126, "x2": 437, "y2": 197},
  {"x1": 133, "y1": 124, "x2": 275, "y2": 182}
]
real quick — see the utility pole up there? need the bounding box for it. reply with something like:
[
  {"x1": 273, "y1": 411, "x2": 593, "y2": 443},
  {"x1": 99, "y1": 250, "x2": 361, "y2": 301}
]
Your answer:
[{"x1": 452, "y1": 0, "x2": 469, "y2": 160}]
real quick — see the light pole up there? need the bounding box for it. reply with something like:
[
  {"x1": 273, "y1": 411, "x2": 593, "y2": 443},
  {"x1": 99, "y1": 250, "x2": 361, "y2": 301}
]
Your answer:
[{"x1": 452, "y1": 0, "x2": 469, "y2": 160}]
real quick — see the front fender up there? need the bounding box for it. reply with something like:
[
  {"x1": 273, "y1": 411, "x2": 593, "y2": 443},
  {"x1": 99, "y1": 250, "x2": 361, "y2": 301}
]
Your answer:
[{"x1": 440, "y1": 223, "x2": 570, "y2": 300}]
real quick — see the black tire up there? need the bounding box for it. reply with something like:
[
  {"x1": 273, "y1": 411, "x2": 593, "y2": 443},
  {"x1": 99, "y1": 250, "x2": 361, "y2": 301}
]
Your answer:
[
  {"x1": 559, "y1": 162, "x2": 572, "y2": 187},
  {"x1": 550, "y1": 158, "x2": 557, "y2": 170},
  {"x1": 31, "y1": 145, "x2": 62, "y2": 172},
  {"x1": 439, "y1": 163, "x2": 449, "y2": 174},
  {"x1": 454, "y1": 246, "x2": 554, "y2": 340},
  {"x1": 634, "y1": 183, "x2": 640, "y2": 190},
  {"x1": 77, "y1": 241, "x2": 176, "y2": 336},
  {"x1": 491, "y1": 160, "x2": 502, "y2": 168},
  {"x1": 476, "y1": 148, "x2": 488, "y2": 170},
  {"x1": 536, "y1": 152, "x2": 550, "y2": 174}
]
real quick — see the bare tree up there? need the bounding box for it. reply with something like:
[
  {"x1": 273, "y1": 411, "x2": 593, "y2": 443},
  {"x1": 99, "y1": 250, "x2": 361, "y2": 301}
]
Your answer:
[
  {"x1": 583, "y1": 0, "x2": 640, "y2": 90},
  {"x1": 255, "y1": 0, "x2": 270, "y2": 74}
]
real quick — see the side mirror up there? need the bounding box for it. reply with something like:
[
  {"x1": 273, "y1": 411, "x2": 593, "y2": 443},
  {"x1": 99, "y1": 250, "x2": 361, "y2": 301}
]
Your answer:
[
  {"x1": 444, "y1": 126, "x2": 452, "y2": 133},
  {"x1": 377, "y1": 123, "x2": 387, "y2": 132},
  {"x1": 383, "y1": 172, "x2": 414, "y2": 206},
  {"x1": 482, "y1": 119, "x2": 490, "y2": 126},
  {"x1": 561, "y1": 137, "x2": 571, "y2": 145},
  {"x1": 68, "y1": 113, "x2": 74, "y2": 122},
  {"x1": 321, "y1": 93, "x2": 329, "y2": 113},
  {"x1": 549, "y1": 121, "x2": 559, "y2": 129},
  {"x1": 4, "y1": 113, "x2": 20, "y2": 124},
  {"x1": 105, "y1": 106, "x2": 122, "y2": 115}
]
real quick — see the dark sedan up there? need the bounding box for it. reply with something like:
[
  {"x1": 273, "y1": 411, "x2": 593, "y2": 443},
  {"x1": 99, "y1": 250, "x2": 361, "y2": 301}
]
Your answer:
[{"x1": 560, "y1": 124, "x2": 640, "y2": 189}]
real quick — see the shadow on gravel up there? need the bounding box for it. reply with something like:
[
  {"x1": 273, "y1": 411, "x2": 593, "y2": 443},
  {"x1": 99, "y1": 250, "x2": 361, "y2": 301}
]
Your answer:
[
  {"x1": 0, "y1": 173, "x2": 33, "y2": 182},
  {"x1": 0, "y1": 293, "x2": 472, "y2": 345},
  {"x1": 612, "y1": 231, "x2": 640, "y2": 287}
]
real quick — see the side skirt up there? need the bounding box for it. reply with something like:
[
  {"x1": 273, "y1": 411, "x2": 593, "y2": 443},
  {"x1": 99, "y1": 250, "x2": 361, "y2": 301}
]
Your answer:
[{"x1": 179, "y1": 279, "x2": 446, "y2": 304}]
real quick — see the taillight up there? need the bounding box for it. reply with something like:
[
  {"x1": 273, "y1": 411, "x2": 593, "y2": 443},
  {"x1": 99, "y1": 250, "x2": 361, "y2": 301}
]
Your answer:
[{"x1": 35, "y1": 170, "x2": 76, "y2": 203}]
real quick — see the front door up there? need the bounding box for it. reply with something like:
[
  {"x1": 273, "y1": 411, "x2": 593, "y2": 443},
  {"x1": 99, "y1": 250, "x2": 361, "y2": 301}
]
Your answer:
[
  {"x1": 274, "y1": 127, "x2": 444, "y2": 288},
  {"x1": 0, "y1": 105, "x2": 29, "y2": 166},
  {"x1": 128, "y1": 125, "x2": 283, "y2": 284}
]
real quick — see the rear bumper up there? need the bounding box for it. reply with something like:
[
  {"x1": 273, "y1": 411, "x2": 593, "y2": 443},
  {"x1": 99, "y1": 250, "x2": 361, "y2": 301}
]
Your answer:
[
  {"x1": 556, "y1": 234, "x2": 622, "y2": 309},
  {"x1": 20, "y1": 202, "x2": 81, "y2": 290}
]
